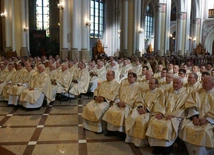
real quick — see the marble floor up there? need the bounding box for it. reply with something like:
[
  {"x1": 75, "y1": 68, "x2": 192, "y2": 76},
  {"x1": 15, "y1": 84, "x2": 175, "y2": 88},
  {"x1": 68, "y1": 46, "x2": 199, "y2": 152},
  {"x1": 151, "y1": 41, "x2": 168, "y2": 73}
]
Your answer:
[{"x1": 0, "y1": 96, "x2": 188, "y2": 155}]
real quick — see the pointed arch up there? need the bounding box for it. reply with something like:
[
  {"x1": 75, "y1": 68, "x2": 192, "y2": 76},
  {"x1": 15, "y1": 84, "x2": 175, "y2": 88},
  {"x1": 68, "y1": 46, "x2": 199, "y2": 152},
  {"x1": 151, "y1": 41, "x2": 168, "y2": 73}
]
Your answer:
[{"x1": 204, "y1": 29, "x2": 214, "y2": 54}]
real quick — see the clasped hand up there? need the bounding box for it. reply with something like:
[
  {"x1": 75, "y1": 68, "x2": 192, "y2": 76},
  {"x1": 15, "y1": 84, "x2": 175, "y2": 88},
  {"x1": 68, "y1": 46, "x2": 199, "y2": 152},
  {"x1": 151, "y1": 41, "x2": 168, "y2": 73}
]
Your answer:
[
  {"x1": 193, "y1": 117, "x2": 207, "y2": 126},
  {"x1": 95, "y1": 96, "x2": 104, "y2": 103},
  {"x1": 117, "y1": 101, "x2": 126, "y2": 107},
  {"x1": 137, "y1": 107, "x2": 146, "y2": 115}
]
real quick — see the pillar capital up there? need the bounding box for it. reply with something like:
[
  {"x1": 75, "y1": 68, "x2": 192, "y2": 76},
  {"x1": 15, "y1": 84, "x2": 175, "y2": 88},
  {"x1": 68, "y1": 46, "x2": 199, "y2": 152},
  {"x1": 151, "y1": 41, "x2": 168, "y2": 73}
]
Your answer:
[
  {"x1": 193, "y1": 18, "x2": 201, "y2": 25},
  {"x1": 177, "y1": 12, "x2": 187, "y2": 20},
  {"x1": 155, "y1": 3, "x2": 167, "y2": 13}
]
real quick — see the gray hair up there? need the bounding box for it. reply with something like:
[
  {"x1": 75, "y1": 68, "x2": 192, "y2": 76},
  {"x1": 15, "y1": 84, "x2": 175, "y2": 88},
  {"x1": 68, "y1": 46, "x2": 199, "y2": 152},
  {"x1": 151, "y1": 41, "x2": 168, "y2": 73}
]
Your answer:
[{"x1": 173, "y1": 75, "x2": 183, "y2": 83}]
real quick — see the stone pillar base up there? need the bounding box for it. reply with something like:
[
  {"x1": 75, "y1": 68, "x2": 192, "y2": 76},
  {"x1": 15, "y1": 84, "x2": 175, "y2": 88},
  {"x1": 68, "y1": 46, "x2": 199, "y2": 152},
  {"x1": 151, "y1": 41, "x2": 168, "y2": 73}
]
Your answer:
[
  {"x1": 119, "y1": 49, "x2": 128, "y2": 57},
  {"x1": 178, "y1": 50, "x2": 182, "y2": 56},
  {"x1": 157, "y1": 50, "x2": 161, "y2": 56},
  {"x1": 80, "y1": 49, "x2": 90, "y2": 61},
  {"x1": 114, "y1": 51, "x2": 119, "y2": 57},
  {"x1": 20, "y1": 47, "x2": 29, "y2": 57},
  {"x1": 69, "y1": 48, "x2": 79, "y2": 60},
  {"x1": 185, "y1": 50, "x2": 189, "y2": 56},
  {"x1": 135, "y1": 50, "x2": 141, "y2": 57},
  {"x1": 60, "y1": 48, "x2": 68, "y2": 60},
  {"x1": 166, "y1": 50, "x2": 171, "y2": 56},
  {"x1": 4, "y1": 47, "x2": 12, "y2": 53}
]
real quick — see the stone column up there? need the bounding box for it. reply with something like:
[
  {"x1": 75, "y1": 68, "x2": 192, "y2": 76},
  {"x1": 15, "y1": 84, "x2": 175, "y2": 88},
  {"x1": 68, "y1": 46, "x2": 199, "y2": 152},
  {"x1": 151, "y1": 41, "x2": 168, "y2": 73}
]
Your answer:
[
  {"x1": 192, "y1": 18, "x2": 201, "y2": 48},
  {"x1": 176, "y1": 12, "x2": 187, "y2": 56},
  {"x1": 80, "y1": 0, "x2": 90, "y2": 61},
  {"x1": 59, "y1": 0, "x2": 69, "y2": 60},
  {"x1": 11, "y1": 0, "x2": 16, "y2": 52},
  {"x1": 4, "y1": 0, "x2": 12, "y2": 53},
  {"x1": 120, "y1": 0, "x2": 128, "y2": 57},
  {"x1": 164, "y1": 0, "x2": 171, "y2": 56},
  {"x1": 134, "y1": 0, "x2": 142, "y2": 57},
  {"x1": 69, "y1": 0, "x2": 80, "y2": 60},
  {"x1": 20, "y1": 0, "x2": 29, "y2": 56},
  {"x1": 184, "y1": 0, "x2": 191, "y2": 55},
  {"x1": 154, "y1": 3, "x2": 167, "y2": 56}
]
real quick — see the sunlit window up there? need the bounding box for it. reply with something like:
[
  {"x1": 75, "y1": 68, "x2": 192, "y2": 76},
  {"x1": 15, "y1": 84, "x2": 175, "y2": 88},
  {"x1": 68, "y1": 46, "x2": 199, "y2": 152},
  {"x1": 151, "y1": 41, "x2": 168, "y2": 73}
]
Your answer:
[
  {"x1": 36, "y1": 0, "x2": 50, "y2": 37},
  {"x1": 90, "y1": 0, "x2": 104, "y2": 38},
  {"x1": 145, "y1": 4, "x2": 153, "y2": 39}
]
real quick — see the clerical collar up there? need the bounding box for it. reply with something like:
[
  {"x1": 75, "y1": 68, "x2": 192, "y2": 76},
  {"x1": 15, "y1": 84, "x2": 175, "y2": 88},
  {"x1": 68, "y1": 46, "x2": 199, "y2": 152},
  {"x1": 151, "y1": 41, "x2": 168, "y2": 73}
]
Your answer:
[
  {"x1": 150, "y1": 87, "x2": 157, "y2": 93},
  {"x1": 206, "y1": 88, "x2": 214, "y2": 93},
  {"x1": 174, "y1": 87, "x2": 182, "y2": 94},
  {"x1": 129, "y1": 83, "x2": 135, "y2": 87}
]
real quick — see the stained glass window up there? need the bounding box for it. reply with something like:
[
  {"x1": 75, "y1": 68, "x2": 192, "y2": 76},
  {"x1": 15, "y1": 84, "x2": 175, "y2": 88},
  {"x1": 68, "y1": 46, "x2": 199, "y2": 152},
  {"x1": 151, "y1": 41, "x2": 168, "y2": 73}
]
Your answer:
[
  {"x1": 90, "y1": 0, "x2": 104, "y2": 38},
  {"x1": 36, "y1": 0, "x2": 50, "y2": 37},
  {"x1": 145, "y1": 4, "x2": 153, "y2": 39}
]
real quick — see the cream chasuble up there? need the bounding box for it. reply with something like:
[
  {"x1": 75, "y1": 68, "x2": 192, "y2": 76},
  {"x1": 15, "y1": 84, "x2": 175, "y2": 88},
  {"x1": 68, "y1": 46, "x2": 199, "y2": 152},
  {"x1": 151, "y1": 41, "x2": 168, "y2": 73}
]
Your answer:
[
  {"x1": 20, "y1": 71, "x2": 52, "y2": 104},
  {"x1": 69, "y1": 68, "x2": 90, "y2": 95},
  {"x1": 179, "y1": 88, "x2": 214, "y2": 148},
  {"x1": 82, "y1": 79, "x2": 119, "y2": 121},
  {"x1": 102, "y1": 82, "x2": 141, "y2": 128},
  {"x1": 146, "y1": 87, "x2": 189, "y2": 142},
  {"x1": 126, "y1": 88, "x2": 165, "y2": 140}
]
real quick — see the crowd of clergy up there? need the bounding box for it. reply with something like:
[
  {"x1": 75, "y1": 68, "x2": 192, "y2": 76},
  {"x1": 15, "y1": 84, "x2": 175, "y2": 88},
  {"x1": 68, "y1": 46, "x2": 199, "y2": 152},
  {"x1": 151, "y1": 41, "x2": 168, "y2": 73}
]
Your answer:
[{"x1": 0, "y1": 54, "x2": 213, "y2": 155}]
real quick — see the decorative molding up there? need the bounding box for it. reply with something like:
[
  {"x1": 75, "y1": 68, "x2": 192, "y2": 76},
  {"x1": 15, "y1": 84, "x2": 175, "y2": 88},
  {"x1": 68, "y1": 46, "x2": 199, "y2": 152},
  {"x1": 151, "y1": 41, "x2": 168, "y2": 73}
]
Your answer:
[
  {"x1": 156, "y1": 3, "x2": 167, "y2": 13},
  {"x1": 202, "y1": 20, "x2": 214, "y2": 44},
  {"x1": 177, "y1": 12, "x2": 187, "y2": 20},
  {"x1": 193, "y1": 18, "x2": 201, "y2": 25}
]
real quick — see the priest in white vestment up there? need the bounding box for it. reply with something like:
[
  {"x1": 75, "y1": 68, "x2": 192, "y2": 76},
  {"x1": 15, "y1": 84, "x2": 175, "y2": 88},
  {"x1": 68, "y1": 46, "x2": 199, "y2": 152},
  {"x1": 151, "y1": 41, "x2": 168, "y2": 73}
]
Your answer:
[
  {"x1": 55, "y1": 64, "x2": 72, "y2": 93},
  {"x1": 20, "y1": 64, "x2": 52, "y2": 107},
  {"x1": 107, "y1": 60, "x2": 120, "y2": 82},
  {"x1": 82, "y1": 70, "x2": 120, "y2": 133},
  {"x1": 7, "y1": 63, "x2": 37, "y2": 105},
  {"x1": 125, "y1": 78, "x2": 165, "y2": 147},
  {"x1": 184, "y1": 72, "x2": 201, "y2": 93},
  {"x1": 103, "y1": 72, "x2": 141, "y2": 134},
  {"x1": 159, "y1": 72, "x2": 173, "y2": 91},
  {"x1": 0, "y1": 63, "x2": 16, "y2": 96},
  {"x1": 179, "y1": 76, "x2": 214, "y2": 155},
  {"x1": 69, "y1": 62, "x2": 90, "y2": 96},
  {"x1": 2, "y1": 62, "x2": 28, "y2": 100},
  {"x1": 146, "y1": 76, "x2": 189, "y2": 155},
  {"x1": 89, "y1": 61, "x2": 107, "y2": 92}
]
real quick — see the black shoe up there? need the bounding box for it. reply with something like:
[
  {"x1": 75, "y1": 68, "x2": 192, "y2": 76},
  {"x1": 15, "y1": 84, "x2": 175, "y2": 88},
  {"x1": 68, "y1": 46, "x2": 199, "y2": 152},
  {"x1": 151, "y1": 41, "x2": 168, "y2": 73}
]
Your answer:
[
  {"x1": 7, "y1": 104, "x2": 15, "y2": 107},
  {"x1": 95, "y1": 131, "x2": 102, "y2": 134},
  {"x1": 105, "y1": 130, "x2": 114, "y2": 136},
  {"x1": 118, "y1": 132, "x2": 126, "y2": 141},
  {"x1": 152, "y1": 147, "x2": 162, "y2": 154},
  {"x1": 162, "y1": 146, "x2": 172, "y2": 155}
]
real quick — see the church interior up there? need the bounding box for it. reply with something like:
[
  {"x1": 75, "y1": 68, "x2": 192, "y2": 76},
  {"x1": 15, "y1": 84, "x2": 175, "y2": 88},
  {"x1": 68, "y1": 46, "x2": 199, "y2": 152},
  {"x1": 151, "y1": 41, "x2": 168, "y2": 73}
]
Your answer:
[{"x1": 0, "y1": 0, "x2": 214, "y2": 154}]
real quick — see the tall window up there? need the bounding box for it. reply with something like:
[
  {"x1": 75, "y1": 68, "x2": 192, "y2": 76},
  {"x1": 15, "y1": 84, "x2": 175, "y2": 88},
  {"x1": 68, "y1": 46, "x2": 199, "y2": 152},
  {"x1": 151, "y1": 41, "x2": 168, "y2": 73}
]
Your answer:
[
  {"x1": 90, "y1": 0, "x2": 104, "y2": 38},
  {"x1": 145, "y1": 4, "x2": 153, "y2": 39},
  {"x1": 36, "y1": 0, "x2": 50, "y2": 37}
]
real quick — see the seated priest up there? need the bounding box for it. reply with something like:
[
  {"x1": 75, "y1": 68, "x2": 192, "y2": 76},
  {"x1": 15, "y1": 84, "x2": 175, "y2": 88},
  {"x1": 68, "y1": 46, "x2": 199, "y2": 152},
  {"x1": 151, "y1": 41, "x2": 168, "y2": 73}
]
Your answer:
[
  {"x1": 19, "y1": 64, "x2": 52, "y2": 109},
  {"x1": 82, "y1": 70, "x2": 119, "y2": 133},
  {"x1": 53, "y1": 64, "x2": 73, "y2": 99},
  {"x1": 179, "y1": 76, "x2": 214, "y2": 155},
  {"x1": 2, "y1": 62, "x2": 28, "y2": 101},
  {"x1": 7, "y1": 62, "x2": 37, "y2": 106},
  {"x1": 69, "y1": 62, "x2": 90, "y2": 98},
  {"x1": 145, "y1": 76, "x2": 189, "y2": 155},
  {"x1": 102, "y1": 72, "x2": 141, "y2": 139},
  {"x1": 125, "y1": 78, "x2": 165, "y2": 147},
  {"x1": 0, "y1": 63, "x2": 16, "y2": 100},
  {"x1": 89, "y1": 60, "x2": 107, "y2": 93}
]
